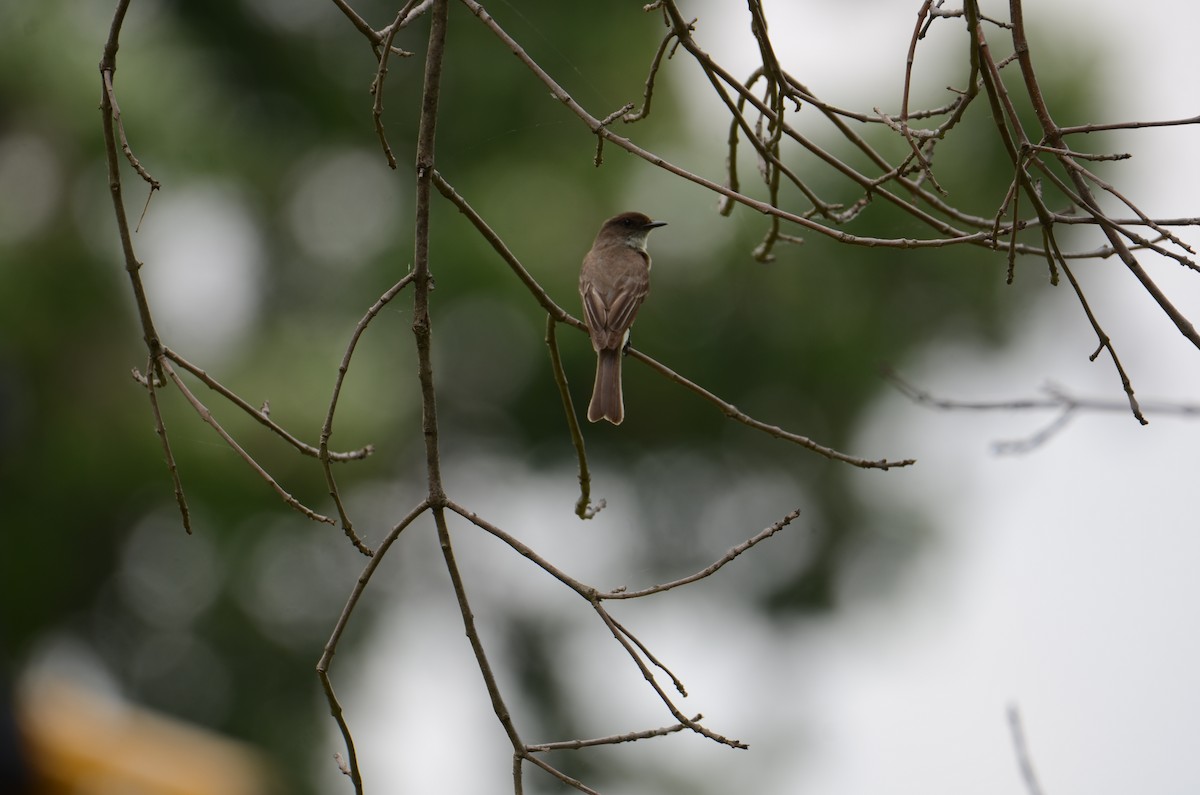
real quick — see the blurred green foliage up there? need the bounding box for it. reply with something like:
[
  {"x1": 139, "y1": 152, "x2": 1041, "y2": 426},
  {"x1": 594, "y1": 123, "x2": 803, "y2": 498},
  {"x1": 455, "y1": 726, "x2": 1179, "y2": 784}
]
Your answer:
[{"x1": 0, "y1": 1, "x2": 1099, "y2": 792}]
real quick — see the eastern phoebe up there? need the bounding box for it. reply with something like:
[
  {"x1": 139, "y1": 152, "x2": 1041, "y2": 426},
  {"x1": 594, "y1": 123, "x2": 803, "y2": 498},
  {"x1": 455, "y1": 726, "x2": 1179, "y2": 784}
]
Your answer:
[{"x1": 579, "y1": 211, "x2": 667, "y2": 425}]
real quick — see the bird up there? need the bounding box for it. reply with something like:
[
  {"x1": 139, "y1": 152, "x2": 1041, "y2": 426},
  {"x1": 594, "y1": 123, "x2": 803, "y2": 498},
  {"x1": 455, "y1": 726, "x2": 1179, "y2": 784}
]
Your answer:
[{"x1": 578, "y1": 211, "x2": 667, "y2": 425}]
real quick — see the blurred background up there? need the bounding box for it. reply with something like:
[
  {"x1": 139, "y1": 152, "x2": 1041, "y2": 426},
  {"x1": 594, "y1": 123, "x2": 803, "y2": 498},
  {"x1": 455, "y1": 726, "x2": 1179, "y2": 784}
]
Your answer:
[{"x1": 1, "y1": 1, "x2": 1197, "y2": 793}]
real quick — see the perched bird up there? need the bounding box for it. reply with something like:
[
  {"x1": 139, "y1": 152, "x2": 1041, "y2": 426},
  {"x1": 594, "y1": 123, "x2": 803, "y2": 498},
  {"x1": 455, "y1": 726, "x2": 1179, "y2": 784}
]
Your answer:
[{"x1": 579, "y1": 211, "x2": 667, "y2": 424}]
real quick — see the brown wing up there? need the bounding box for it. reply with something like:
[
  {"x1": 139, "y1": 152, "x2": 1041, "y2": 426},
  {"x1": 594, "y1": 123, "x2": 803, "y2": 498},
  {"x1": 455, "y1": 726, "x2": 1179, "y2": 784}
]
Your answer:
[{"x1": 580, "y1": 247, "x2": 650, "y2": 351}]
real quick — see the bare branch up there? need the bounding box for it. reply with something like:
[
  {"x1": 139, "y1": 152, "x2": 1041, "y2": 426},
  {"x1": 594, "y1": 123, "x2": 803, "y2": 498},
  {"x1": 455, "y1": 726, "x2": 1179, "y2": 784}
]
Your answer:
[
  {"x1": 631, "y1": 350, "x2": 914, "y2": 469},
  {"x1": 887, "y1": 369, "x2": 1200, "y2": 451},
  {"x1": 328, "y1": 0, "x2": 379, "y2": 44},
  {"x1": 1007, "y1": 704, "x2": 1047, "y2": 795},
  {"x1": 521, "y1": 754, "x2": 600, "y2": 795},
  {"x1": 1059, "y1": 113, "x2": 1200, "y2": 136}
]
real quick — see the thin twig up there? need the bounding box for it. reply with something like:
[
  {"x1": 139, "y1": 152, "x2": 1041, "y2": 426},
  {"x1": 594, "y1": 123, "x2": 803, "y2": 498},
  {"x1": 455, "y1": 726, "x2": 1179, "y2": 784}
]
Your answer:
[
  {"x1": 527, "y1": 716, "x2": 698, "y2": 752},
  {"x1": 446, "y1": 500, "x2": 594, "y2": 597},
  {"x1": 1060, "y1": 159, "x2": 1195, "y2": 259},
  {"x1": 521, "y1": 754, "x2": 600, "y2": 795},
  {"x1": 898, "y1": 1, "x2": 946, "y2": 194},
  {"x1": 593, "y1": 103, "x2": 634, "y2": 167},
  {"x1": 319, "y1": 273, "x2": 416, "y2": 555},
  {"x1": 329, "y1": 0, "x2": 379, "y2": 44},
  {"x1": 607, "y1": 613, "x2": 690, "y2": 697},
  {"x1": 544, "y1": 317, "x2": 602, "y2": 519},
  {"x1": 1007, "y1": 704, "x2": 1046, "y2": 795},
  {"x1": 604, "y1": 508, "x2": 801, "y2": 599},
  {"x1": 99, "y1": 0, "x2": 163, "y2": 373},
  {"x1": 1055, "y1": 250, "x2": 1145, "y2": 423},
  {"x1": 134, "y1": 362, "x2": 191, "y2": 534},
  {"x1": 1059, "y1": 113, "x2": 1200, "y2": 136},
  {"x1": 101, "y1": 69, "x2": 160, "y2": 191},
  {"x1": 432, "y1": 170, "x2": 567, "y2": 319},
  {"x1": 1024, "y1": 142, "x2": 1130, "y2": 162},
  {"x1": 370, "y1": 9, "x2": 406, "y2": 168},
  {"x1": 623, "y1": 22, "x2": 681, "y2": 123},
  {"x1": 630, "y1": 350, "x2": 914, "y2": 469}
]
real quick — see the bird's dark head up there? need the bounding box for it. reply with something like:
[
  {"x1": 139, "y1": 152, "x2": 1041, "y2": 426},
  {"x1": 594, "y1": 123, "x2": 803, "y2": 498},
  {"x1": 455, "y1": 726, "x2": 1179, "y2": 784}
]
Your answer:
[{"x1": 595, "y1": 211, "x2": 667, "y2": 250}]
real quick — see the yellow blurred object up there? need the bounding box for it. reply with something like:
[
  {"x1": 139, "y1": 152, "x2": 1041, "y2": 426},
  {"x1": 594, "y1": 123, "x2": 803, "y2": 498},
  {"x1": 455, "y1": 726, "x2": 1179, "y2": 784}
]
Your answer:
[{"x1": 20, "y1": 678, "x2": 274, "y2": 795}]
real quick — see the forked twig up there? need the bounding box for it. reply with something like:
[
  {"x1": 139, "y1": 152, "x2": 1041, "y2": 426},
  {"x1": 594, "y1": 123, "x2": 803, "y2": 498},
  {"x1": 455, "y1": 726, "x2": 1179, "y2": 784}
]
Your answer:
[
  {"x1": 590, "y1": 603, "x2": 747, "y2": 749},
  {"x1": 886, "y1": 369, "x2": 1200, "y2": 452},
  {"x1": 319, "y1": 500, "x2": 431, "y2": 795},
  {"x1": 161, "y1": 358, "x2": 337, "y2": 525},
  {"x1": 161, "y1": 347, "x2": 374, "y2": 463},
  {"x1": 606, "y1": 613, "x2": 690, "y2": 697}
]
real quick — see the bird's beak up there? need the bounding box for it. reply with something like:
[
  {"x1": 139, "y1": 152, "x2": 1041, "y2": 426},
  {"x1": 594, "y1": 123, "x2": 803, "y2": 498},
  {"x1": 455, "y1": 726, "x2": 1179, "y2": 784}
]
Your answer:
[{"x1": 645, "y1": 220, "x2": 668, "y2": 229}]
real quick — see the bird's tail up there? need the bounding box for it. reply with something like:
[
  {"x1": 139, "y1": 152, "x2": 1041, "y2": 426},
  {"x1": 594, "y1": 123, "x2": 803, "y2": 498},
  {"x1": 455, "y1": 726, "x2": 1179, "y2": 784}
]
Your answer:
[{"x1": 588, "y1": 348, "x2": 624, "y2": 425}]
